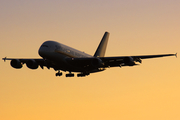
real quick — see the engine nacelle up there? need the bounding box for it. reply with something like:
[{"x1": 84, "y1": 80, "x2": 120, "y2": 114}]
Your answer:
[
  {"x1": 26, "y1": 59, "x2": 39, "y2": 69},
  {"x1": 91, "y1": 58, "x2": 103, "y2": 68},
  {"x1": 10, "y1": 59, "x2": 23, "y2": 69},
  {"x1": 123, "y1": 57, "x2": 135, "y2": 66}
]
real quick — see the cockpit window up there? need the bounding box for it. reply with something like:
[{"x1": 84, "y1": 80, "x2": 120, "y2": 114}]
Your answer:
[{"x1": 42, "y1": 45, "x2": 48, "y2": 47}]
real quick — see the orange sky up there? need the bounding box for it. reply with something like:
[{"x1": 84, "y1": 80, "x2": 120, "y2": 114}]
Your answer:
[{"x1": 0, "y1": 0, "x2": 180, "y2": 120}]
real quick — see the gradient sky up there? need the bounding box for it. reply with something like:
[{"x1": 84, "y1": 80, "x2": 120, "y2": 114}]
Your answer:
[{"x1": 0, "y1": 0, "x2": 180, "y2": 120}]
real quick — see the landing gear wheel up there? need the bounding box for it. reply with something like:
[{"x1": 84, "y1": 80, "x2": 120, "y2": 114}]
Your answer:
[
  {"x1": 55, "y1": 71, "x2": 62, "y2": 76},
  {"x1": 66, "y1": 73, "x2": 74, "y2": 77},
  {"x1": 77, "y1": 74, "x2": 86, "y2": 77},
  {"x1": 77, "y1": 72, "x2": 89, "y2": 77},
  {"x1": 56, "y1": 73, "x2": 58, "y2": 76}
]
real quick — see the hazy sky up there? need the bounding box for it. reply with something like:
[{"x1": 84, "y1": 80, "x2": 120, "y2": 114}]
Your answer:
[{"x1": 0, "y1": 0, "x2": 180, "y2": 120}]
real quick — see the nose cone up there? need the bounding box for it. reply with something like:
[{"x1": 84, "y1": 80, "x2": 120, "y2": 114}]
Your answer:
[
  {"x1": 38, "y1": 46, "x2": 46, "y2": 58},
  {"x1": 38, "y1": 41, "x2": 59, "y2": 58},
  {"x1": 38, "y1": 42, "x2": 50, "y2": 58}
]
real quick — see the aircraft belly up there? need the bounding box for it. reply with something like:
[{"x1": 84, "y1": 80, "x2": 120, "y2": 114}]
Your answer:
[{"x1": 44, "y1": 52, "x2": 83, "y2": 72}]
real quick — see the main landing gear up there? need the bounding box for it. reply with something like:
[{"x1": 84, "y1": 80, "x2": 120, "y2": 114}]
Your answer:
[
  {"x1": 55, "y1": 71, "x2": 89, "y2": 77},
  {"x1": 55, "y1": 71, "x2": 62, "y2": 76},
  {"x1": 66, "y1": 72, "x2": 74, "y2": 77},
  {"x1": 77, "y1": 72, "x2": 89, "y2": 77},
  {"x1": 77, "y1": 74, "x2": 86, "y2": 77},
  {"x1": 55, "y1": 71, "x2": 74, "y2": 77}
]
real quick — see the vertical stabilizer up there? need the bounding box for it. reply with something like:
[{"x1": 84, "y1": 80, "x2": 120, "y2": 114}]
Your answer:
[{"x1": 94, "y1": 32, "x2": 109, "y2": 57}]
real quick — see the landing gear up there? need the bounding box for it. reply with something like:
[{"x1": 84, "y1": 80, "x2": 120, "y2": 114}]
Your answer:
[
  {"x1": 77, "y1": 74, "x2": 86, "y2": 77},
  {"x1": 55, "y1": 71, "x2": 62, "y2": 76},
  {"x1": 77, "y1": 72, "x2": 89, "y2": 77},
  {"x1": 55, "y1": 71, "x2": 89, "y2": 77},
  {"x1": 66, "y1": 72, "x2": 74, "y2": 77}
]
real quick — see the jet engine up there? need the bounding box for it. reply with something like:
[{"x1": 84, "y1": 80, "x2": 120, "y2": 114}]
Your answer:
[
  {"x1": 123, "y1": 57, "x2": 135, "y2": 66},
  {"x1": 26, "y1": 59, "x2": 39, "y2": 69},
  {"x1": 91, "y1": 58, "x2": 103, "y2": 68},
  {"x1": 10, "y1": 59, "x2": 23, "y2": 69}
]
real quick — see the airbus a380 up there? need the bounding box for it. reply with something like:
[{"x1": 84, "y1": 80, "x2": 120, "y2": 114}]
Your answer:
[{"x1": 2, "y1": 32, "x2": 177, "y2": 77}]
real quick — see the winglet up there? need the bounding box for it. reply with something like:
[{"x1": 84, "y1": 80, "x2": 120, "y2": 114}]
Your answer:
[
  {"x1": 175, "y1": 53, "x2": 177, "y2": 58},
  {"x1": 2, "y1": 57, "x2": 7, "y2": 62},
  {"x1": 94, "y1": 32, "x2": 109, "y2": 57}
]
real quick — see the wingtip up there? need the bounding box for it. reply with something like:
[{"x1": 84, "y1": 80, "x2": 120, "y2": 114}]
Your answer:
[
  {"x1": 175, "y1": 53, "x2": 177, "y2": 58},
  {"x1": 2, "y1": 57, "x2": 7, "y2": 62}
]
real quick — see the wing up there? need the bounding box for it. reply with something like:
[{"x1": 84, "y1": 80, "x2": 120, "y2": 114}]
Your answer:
[
  {"x1": 2, "y1": 57, "x2": 55, "y2": 69},
  {"x1": 131, "y1": 53, "x2": 177, "y2": 59},
  {"x1": 65, "y1": 53, "x2": 177, "y2": 69},
  {"x1": 3, "y1": 53, "x2": 176, "y2": 72},
  {"x1": 100, "y1": 53, "x2": 177, "y2": 67}
]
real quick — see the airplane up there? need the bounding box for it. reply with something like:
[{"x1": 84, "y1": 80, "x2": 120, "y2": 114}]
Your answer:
[{"x1": 2, "y1": 32, "x2": 177, "y2": 77}]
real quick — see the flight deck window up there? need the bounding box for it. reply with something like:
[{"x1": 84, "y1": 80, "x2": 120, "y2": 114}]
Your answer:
[{"x1": 42, "y1": 45, "x2": 48, "y2": 47}]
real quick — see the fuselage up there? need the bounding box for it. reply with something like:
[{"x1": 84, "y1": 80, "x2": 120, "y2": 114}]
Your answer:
[{"x1": 38, "y1": 41, "x2": 94, "y2": 72}]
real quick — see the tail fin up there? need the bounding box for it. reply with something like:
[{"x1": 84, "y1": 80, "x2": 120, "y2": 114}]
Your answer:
[{"x1": 94, "y1": 32, "x2": 109, "y2": 57}]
